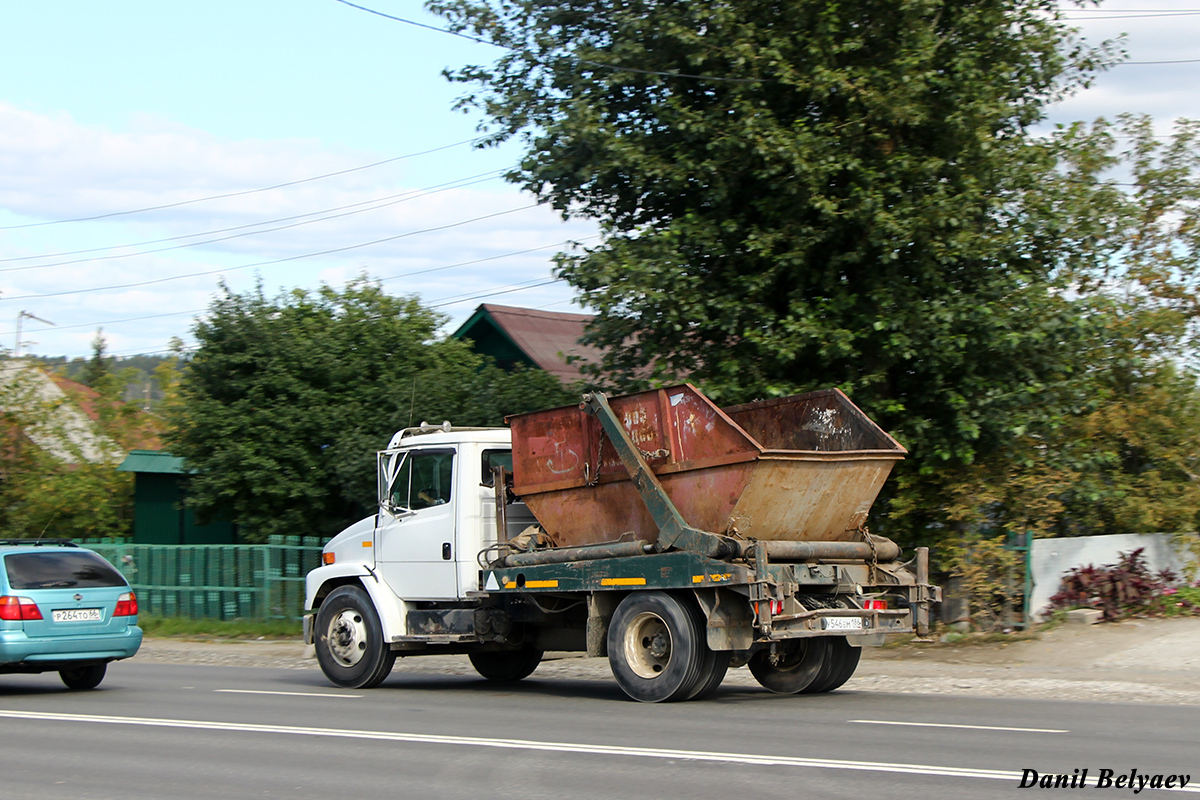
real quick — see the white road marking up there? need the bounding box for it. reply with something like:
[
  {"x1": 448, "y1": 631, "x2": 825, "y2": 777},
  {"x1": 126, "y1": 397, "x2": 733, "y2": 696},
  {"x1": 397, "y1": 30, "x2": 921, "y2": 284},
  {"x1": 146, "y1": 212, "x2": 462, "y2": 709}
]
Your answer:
[
  {"x1": 850, "y1": 719, "x2": 1068, "y2": 734},
  {"x1": 216, "y1": 689, "x2": 362, "y2": 699},
  {"x1": 0, "y1": 709, "x2": 1143, "y2": 790}
]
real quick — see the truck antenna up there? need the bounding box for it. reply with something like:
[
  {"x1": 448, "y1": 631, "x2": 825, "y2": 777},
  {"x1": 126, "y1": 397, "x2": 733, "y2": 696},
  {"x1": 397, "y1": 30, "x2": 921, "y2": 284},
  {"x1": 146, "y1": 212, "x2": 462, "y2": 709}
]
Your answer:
[{"x1": 408, "y1": 378, "x2": 417, "y2": 427}]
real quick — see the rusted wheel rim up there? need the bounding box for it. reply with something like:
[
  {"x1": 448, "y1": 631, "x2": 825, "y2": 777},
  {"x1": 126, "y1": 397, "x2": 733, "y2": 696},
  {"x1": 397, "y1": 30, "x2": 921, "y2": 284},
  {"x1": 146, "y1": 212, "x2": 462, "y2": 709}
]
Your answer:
[{"x1": 623, "y1": 611, "x2": 673, "y2": 679}]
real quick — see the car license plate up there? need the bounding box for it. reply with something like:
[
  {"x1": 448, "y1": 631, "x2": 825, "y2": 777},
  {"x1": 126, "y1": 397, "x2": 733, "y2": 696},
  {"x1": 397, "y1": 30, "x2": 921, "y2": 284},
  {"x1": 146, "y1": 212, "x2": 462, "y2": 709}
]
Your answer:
[
  {"x1": 52, "y1": 608, "x2": 102, "y2": 623},
  {"x1": 823, "y1": 617, "x2": 863, "y2": 631}
]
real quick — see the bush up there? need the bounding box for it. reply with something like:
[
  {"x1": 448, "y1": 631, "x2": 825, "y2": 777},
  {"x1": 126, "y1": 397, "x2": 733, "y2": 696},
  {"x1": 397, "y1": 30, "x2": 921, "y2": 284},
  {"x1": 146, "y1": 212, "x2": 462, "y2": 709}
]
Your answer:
[{"x1": 1047, "y1": 548, "x2": 1183, "y2": 621}]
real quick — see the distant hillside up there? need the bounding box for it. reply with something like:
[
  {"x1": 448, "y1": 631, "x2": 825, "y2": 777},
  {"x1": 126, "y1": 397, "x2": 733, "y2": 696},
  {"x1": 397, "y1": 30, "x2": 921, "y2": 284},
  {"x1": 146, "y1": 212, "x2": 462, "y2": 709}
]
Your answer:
[{"x1": 36, "y1": 353, "x2": 181, "y2": 410}]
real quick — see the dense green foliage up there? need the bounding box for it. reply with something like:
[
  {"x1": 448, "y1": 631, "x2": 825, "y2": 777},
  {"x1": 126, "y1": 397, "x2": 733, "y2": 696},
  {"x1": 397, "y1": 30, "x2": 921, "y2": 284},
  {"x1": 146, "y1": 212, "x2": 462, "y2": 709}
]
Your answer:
[
  {"x1": 430, "y1": 0, "x2": 1200, "y2": 544},
  {"x1": 166, "y1": 280, "x2": 577, "y2": 542}
]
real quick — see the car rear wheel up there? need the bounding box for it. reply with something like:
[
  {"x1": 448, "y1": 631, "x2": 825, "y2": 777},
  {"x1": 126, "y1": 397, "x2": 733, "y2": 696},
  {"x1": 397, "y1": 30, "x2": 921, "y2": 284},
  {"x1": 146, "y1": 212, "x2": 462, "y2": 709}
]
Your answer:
[{"x1": 60, "y1": 663, "x2": 107, "y2": 690}]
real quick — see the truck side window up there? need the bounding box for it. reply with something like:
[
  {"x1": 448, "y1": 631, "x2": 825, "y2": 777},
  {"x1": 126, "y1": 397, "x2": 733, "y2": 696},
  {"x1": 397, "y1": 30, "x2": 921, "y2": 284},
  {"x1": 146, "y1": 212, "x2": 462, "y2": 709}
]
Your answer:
[
  {"x1": 481, "y1": 449, "x2": 513, "y2": 487},
  {"x1": 408, "y1": 450, "x2": 455, "y2": 510}
]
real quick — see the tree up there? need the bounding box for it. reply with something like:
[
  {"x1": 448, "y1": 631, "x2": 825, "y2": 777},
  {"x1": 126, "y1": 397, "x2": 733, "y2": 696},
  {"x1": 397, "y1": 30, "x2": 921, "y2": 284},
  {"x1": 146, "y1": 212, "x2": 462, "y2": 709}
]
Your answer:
[
  {"x1": 79, "y1": 328, "x2": 114, "y2": 387},
  {"x1": 928, "y1": 116, "x2": 1200, "y2": 540},
  {"x1": 428, "y1": 0, "x2": 1119, "y2": 542},
  {"x1": 0, "y1": 359, "x2": 140, "y2": 540},
  {"x1": 167, "y1": 280, "x2": 578, "y2": 543}
]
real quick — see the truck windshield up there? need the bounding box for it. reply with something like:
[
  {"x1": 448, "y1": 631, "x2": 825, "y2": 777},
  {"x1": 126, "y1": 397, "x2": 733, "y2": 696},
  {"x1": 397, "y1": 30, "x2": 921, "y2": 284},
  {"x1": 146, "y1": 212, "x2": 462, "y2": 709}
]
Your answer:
[{"x1": 388, "y1": 449, "x2": 454, "y2": 512}]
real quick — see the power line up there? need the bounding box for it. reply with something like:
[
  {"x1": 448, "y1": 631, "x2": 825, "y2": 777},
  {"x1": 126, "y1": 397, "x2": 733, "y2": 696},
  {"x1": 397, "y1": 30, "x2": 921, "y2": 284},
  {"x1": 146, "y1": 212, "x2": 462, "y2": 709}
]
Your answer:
[
  {"x1": 0, "y1": 138, "x2": 484, "y2": 230},
  {"x1": 97, "y1": 278, "x2": 570, "y2": 359},
  {"x1": 0, "y1": 235, "x2": 596, "y2": 339},
  {"x1": 335, "y1": 0, "x2": 767, "y2": 84},
  {"x1": 0, "y1": 203, "x2": 542, "y2": 301},
  {"x1": 0, "y1": 172, "x2": 503, "y2": 267},
  {"x1": 1123, "y1": 58, "x2": 1200, "y2": 64},
  {"x1": 0, "y1": 172, "x2": 504, "y2": 274},
  {"x1": 332, "y1": 0, "x2": 496, "y2": 46},
  {"x1": 377, "y1": 235, "x2": 598, "y2": 285},
  {"x1": 429, "y1": 277, "x2": 565, "y2": 309},
  {"x1": 1064, "y1": 11, "x2": 1200, "y2": 19}
]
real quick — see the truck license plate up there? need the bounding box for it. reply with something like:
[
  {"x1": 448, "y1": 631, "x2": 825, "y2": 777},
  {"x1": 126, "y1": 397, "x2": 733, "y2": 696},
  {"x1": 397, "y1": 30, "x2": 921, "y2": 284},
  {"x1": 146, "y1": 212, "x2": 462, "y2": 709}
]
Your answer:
[
  {"x1": 823, "y1": 617, "x2": 863, "y2": 631},
  {"x1": 52, "y1": 608, "x2": 102, "y2": 623}
]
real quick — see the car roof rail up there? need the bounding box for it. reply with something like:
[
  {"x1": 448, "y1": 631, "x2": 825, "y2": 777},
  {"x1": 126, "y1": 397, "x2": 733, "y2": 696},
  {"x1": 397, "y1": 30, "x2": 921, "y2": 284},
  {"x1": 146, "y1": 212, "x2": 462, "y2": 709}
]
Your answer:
[{"x1": 0, "y1": 538, "x2": 79, "y2": 548}]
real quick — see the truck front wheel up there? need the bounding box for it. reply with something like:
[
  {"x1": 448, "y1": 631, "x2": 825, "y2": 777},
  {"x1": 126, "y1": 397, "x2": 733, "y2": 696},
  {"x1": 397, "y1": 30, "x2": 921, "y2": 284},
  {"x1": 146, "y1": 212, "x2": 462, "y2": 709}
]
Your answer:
[
  {"x1": 469, "y1": 648, "x2": 543, "y2": 681},
  {"x1": 315, "y1": 585, "x2": 396, "y2": 689},
  {"x1": 607, "y1": 591, "x2": 705, "y2": 703}
]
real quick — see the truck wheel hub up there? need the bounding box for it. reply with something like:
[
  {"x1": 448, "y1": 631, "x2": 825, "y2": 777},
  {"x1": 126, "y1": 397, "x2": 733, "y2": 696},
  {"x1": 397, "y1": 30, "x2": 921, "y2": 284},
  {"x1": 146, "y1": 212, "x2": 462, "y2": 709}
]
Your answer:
[
  {"x1": 623, "y1": 611, "x2": 673, "y2": 679},
  {"x1": 328, "y1": 609, "x2": 367, "y2": 668}
]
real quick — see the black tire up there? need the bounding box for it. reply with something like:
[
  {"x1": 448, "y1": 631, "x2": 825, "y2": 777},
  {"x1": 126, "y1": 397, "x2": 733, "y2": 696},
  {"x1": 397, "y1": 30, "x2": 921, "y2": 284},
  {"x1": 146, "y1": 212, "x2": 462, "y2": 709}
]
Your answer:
[
  {"x1": 314, "y1": 585, "x2": 396, "y2": 689},
  {"x1": 800, "y1": 636, "x2": 861, "y2": 694},
  {"x1": 607, "y1": 591, "x2": 705, "y2": 703},
  {"x1": 60, "y1": 663, "x2": 106, "y2": 690},
  {"x1": 469, "y1": 648, "x2": 544, "y2": 682},
  {"x1": 685, "y1": 603, "x2": 730, "y2": 700},
  {"x1": 748, "y1": 640, "x2": 826, "y2": 694}
]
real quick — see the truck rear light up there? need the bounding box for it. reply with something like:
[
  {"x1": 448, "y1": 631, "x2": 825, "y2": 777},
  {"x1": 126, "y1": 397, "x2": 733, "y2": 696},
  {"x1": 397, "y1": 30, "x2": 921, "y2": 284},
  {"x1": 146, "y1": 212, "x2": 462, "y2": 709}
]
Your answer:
[
  {"x1": 863, "y1": 599, "x2": 888, "y2": 610},
  {"x1": 322, "y1": 552, "x2": 336, "y2": 565},
  {"x1": 113, "y1": 592, "x2": 138, "y2": 617},
  {"x1": 756, "y1": 599, "x2": 784, "y2": 617},
  {"x1": 0, "y1": 596, "x2": 44, "y2": 621}
]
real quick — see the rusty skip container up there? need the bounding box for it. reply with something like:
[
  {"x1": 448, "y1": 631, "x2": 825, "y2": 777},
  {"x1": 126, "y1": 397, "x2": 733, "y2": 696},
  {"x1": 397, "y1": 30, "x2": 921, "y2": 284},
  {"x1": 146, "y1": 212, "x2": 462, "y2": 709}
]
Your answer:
[{"x1": 508, "y1": 384, "x2": 907, "y2": 550}]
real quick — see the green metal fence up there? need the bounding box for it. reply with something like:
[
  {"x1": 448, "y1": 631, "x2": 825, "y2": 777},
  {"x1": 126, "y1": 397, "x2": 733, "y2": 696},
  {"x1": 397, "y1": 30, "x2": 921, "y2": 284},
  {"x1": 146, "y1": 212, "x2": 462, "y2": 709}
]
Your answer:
[{"x1": 74, "y1": 536, "x2": 325, "y2": 620}]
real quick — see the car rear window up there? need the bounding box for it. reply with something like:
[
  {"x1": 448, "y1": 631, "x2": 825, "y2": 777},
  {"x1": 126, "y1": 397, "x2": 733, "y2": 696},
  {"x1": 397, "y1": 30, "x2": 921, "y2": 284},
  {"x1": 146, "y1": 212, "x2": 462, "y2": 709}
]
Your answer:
[{"x1": 3, "y1": 551, "x2": 127, "y2": 590}]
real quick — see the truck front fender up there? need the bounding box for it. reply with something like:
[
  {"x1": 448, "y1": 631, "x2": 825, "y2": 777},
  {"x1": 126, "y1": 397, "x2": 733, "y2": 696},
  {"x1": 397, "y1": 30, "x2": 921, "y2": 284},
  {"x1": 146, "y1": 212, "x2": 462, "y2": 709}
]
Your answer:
[{"x1": 305, "y1": 563, "x2": 406, "y2": 643}]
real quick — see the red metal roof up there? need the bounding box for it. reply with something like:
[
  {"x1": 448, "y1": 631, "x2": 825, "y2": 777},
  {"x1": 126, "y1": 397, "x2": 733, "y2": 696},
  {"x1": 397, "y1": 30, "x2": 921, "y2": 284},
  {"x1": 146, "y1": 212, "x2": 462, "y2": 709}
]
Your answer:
[{"x1": 464, "y1": 304, "x2": 605, "y2": 382}]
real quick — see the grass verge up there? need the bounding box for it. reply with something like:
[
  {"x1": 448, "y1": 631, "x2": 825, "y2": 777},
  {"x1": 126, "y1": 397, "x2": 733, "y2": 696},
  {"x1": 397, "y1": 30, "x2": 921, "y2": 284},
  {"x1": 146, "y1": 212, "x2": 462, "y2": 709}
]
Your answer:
[{"x1": 139, "y1": 614, "x2": 302, "y2": 640}]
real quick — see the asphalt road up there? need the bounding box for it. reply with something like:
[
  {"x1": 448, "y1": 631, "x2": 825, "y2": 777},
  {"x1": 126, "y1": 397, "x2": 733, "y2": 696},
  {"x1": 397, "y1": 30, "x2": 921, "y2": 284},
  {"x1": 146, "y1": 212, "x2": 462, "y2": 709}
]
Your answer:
[{"x1": 2, "y1": 660, "x2": 1197, "y2": 800}]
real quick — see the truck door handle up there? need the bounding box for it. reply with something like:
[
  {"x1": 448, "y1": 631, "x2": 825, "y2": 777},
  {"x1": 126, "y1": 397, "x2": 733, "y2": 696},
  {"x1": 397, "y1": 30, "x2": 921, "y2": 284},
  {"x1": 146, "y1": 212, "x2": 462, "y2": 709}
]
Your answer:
[{"x1": 442, "y1": 542, "x2": 452, "y2": 560}]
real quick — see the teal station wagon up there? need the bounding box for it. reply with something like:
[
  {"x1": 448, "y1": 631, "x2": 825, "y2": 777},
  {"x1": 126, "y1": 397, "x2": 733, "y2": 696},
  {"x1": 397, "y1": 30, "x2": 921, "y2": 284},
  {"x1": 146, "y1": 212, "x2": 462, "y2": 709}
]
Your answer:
[{"x1": 0, "y1": 540, "x2": 142, "y2": 689}]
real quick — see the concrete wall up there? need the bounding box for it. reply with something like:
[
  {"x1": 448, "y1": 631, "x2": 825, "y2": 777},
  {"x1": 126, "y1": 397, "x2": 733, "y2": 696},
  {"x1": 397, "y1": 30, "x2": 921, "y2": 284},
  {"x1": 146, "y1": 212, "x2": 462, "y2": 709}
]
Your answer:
[{"x1": 1030, "y1": 533, "x2": 1190, "y2": 620}]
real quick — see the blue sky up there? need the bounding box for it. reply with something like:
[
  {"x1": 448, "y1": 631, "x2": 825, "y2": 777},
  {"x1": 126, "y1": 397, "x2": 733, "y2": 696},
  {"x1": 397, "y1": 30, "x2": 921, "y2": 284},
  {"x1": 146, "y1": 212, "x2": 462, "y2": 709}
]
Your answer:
[{"x1": 1, "y1": 1, "x2": 1198, "y2": 359}]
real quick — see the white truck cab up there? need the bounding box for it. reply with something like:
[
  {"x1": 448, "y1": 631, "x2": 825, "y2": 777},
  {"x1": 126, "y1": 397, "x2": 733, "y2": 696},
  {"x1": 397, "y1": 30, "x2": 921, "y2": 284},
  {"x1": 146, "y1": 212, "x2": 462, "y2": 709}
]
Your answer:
[{"x1": 305, "y1": 425, "x2": 537, "y2": 645}]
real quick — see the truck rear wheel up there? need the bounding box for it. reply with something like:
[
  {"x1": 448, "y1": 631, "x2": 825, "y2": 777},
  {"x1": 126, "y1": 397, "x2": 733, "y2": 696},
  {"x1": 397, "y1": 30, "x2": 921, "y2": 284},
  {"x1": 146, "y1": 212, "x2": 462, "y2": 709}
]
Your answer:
[
  {"x1": 748, "y1": 640, "x2": 825, "y2": 694},
  {"x1": 607, "y1": 591, "x2": 705, "y2": 703},
  {"x1": 800, "y1": 636, "x2": 861, "y2": 693},
  {"x1": 315, "y1": 585, "x2": 396, "y2": 689},
  {"x1": 469, "y1": 648, "x2": 544, "y2": 682},
  {"x1": 686, "y1": 603, "x2": 729, "y2": 700}
]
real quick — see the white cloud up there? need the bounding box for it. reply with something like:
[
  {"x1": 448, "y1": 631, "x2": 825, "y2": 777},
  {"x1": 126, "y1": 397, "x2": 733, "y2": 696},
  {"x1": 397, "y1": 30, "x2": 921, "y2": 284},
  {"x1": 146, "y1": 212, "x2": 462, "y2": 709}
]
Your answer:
[{"x1": 0, "y1": 103, "x2": 597, "y2": 358}]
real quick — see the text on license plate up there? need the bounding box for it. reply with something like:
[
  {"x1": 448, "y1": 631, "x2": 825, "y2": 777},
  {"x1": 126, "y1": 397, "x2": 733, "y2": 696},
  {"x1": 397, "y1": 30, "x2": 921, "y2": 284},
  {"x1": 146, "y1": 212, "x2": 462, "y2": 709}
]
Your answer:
[
  {"x1": 52, "y1": 608, "x2": 102, "y2": 623},
  {"x1": 823, "y1": 617, "x2": 864, "y2": 631}
]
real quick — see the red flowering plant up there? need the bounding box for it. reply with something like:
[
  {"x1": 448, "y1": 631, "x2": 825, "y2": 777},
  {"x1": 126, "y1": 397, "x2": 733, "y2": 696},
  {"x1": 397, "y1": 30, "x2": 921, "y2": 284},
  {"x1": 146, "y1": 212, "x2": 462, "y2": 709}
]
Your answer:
[{"x1": 1047, "y1": 548, "x2": 1191, "y2": 621}]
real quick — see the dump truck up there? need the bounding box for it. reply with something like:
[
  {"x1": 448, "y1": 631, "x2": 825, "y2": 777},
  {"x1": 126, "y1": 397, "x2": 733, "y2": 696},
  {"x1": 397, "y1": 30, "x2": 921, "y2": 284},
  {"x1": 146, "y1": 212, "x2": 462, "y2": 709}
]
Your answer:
[{"x1": 303, "y1": 384, "x2": 940, "y2": 702}]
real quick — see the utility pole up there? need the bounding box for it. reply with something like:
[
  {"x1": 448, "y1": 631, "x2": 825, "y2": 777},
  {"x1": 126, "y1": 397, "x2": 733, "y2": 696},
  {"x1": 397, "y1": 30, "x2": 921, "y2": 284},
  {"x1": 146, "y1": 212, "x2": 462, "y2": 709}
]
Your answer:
[{"x1": 14, "y1": 310, "x2": 55, "y2": 357}]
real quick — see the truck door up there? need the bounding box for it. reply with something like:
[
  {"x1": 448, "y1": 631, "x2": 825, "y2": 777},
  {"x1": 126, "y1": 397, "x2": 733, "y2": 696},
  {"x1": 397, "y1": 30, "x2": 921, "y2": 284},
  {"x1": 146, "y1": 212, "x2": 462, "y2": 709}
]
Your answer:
[{"x1": 376, "y1": 447, "x2": 458, "y2": 600}]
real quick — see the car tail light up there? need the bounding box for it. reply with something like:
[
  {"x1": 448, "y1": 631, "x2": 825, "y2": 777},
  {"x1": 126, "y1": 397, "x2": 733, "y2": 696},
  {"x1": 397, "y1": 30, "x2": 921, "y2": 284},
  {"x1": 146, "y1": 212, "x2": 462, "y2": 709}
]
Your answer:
[
  {"x1": 0, "y1": 596, "x2": 44, "y2": 621},
  {"x1": 113, "y1": 592, "x2": 138, "y2": 617},
  {"x1": 863, "y1": 599, "x2": 888, "y2": 610}
]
